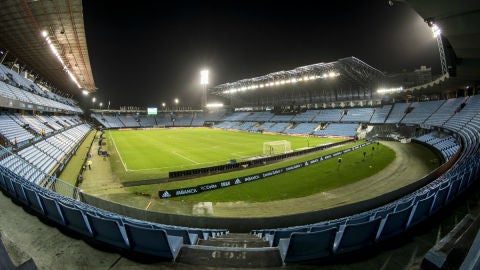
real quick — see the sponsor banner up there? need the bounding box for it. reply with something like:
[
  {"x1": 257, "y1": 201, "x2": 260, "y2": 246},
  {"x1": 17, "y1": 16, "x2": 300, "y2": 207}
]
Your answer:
[{"x1": 159, "y1": 141, "x2": 373, "y2": 198}]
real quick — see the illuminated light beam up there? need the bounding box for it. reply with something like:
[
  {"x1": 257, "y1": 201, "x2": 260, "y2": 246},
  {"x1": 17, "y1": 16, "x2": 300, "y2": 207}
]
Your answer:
[
  {"x1": 377, "y1": 86, "x2": 403, "y2": 94},
  {"x1": 206, "y1": 103, "x2": 224, "y2": 108},
  {"x1": 41, "y1": 31, "x2": 81, "y2": 89},
  {"x1": 221, "y1": 71, "x2": 340, "y2": 94}
]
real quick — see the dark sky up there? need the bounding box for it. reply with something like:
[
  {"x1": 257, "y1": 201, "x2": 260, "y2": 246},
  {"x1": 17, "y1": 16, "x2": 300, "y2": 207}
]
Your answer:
[{"x1": 82, "y1": 0, "x2": 439, "y2": 109}]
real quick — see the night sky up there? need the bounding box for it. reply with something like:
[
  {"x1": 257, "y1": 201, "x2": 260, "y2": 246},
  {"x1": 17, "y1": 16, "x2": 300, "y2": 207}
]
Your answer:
[{"x1": 82, "y1": 0, "x2": 439, "y2": 109}]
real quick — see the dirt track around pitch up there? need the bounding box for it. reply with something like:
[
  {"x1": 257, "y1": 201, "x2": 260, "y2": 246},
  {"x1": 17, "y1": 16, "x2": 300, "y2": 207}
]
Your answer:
[
  {"x1": 210, "y1": 141, "x2": 436, "y2": 217},
  {"x1": 81, "y1": 140, "x2": 439, "y2": 218}
]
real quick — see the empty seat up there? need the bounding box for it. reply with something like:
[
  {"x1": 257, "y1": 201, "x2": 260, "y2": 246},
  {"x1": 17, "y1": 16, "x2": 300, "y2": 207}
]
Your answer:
[
  {"x1": 11, "y1": 180, "x2": 29, "y2": 206},
  {"x1": 279, "y1": 227, "x2": 337, "y2": 263},
  {"x1": 85, "y1": 212, "x2": 129, "y2": 249},
  {"x1": 269, "y1": 227, "x2": 309, "y2": 247},
  {"x1": 38, "y1": 193, "x2": 65, "y2": 225},
  {"x1": 333, "y1": 218, "x2": 382, "y2": 254},
  {"x1": 57, "y1": 201, "x2": 93, "y2": 237},
  {"x1": 407, "y1": 194, "x2": 435, "y2": 228},
  {"x1": 430, "y1": 185, "x2": 450, "y2": 214},
  {"x1": 23, "y1": 185, "x2": 45, "y2": 215},
  {"x1": 164, "y1": 228, "x2": 198, "y2": 245},
  {"x1": 124, "y1": 223, "x2": 183, "y2": 260},
  {"x1": 377, "y1": 205, "x2": 414, "y2": 241}
]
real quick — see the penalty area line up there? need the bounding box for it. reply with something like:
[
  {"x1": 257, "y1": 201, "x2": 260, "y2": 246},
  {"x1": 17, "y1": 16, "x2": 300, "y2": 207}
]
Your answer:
[{"x1": 172, "y1": 151, "x2": 200, "y2": 164}]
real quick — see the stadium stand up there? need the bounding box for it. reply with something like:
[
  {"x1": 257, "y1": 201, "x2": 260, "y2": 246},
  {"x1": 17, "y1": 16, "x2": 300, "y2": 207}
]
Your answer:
[
  {"x1": 291, "y1": 110, "x2": 320, "y2": 122},
  {"x1": 369, "y1": 105, "x2": 393, "y2": 124},
  {"x1": 0, "y1": 95, "x2": 479, "y2": 266},
  {"x1": 0, "y1": 43, "x2": 479, "y2": 266},
  {"x1": 313, "y1": 109, "x2": 344, "y2": 122},
  {"x1": 341, "y1": 108, "x2": 374, "y2": 122},
  {"x1": 313, "y1": 123, "x2": 358, "y2": 137},
  {"x1": 385, "y1": 103, "x2": 409, "y2": 123},
  {"x1": 118, "y1": 115, "x2": 140, "y2": 127},
  {"x1": 284, "y1": 123, "x2": 318, "y2": 135},
  {"x1": 401, "y1": 100, "x2": 445, "y2": 124},
  {"x1": 424, "y1": 97, "x2": 467, "y2": 127},
  {"x1": 264, "y1": 122, "x2": 290, "y2": 133},
  {"x1": 415, "y1": 132, "x2": 460, "y2": 160}
]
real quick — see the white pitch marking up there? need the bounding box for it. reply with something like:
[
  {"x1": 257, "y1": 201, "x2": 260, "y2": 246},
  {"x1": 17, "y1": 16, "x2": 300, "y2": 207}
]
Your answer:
[
  {"x1": 172, "y1": 151, "x2": 200, "y2": 164},
  {"x1": 109, "y1": 132, "x2": 128, "y2": 171}
]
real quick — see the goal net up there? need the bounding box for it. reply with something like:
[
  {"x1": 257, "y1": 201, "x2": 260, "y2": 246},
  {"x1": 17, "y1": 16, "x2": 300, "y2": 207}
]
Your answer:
[{"x1": 263, "y1": 140, "x2": 292, "y2": 156}]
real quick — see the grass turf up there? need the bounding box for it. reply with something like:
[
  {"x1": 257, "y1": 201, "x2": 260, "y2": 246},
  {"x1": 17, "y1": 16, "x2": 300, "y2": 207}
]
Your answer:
[
  {"x1": 106, "y1": 128, "x2": 400, "y2": 202},
  {"x1": 128, "y1": 141, "x2": 396, "y2": 202},
  {"x1": 107, "y1": 128, "x2": 345, "y2": 181}
]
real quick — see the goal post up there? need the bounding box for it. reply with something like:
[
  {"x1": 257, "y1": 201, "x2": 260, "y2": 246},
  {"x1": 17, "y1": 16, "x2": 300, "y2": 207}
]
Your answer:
[{"x1": 263, "y1": 140, "x2": 292, "y2": 156}]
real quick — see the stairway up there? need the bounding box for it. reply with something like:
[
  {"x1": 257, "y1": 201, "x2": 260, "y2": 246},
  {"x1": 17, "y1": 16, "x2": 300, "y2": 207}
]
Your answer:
[{"x1": 177, "y1": 233, "x2": 282, "y2": 268}]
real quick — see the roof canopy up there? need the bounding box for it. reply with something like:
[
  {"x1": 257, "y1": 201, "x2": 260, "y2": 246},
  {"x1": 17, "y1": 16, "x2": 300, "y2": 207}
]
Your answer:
[
  {"x1": 211, "y1": 57, "x2": 385, "y2": 97},
  {"x1": 0, "y1": 0, "x2": 95, "y2": 95}
]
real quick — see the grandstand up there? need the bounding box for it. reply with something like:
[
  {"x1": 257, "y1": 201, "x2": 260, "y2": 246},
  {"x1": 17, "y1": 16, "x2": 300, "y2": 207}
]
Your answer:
[{"x1": 0, "y1": 0, "x2": 479, "y2": 269}]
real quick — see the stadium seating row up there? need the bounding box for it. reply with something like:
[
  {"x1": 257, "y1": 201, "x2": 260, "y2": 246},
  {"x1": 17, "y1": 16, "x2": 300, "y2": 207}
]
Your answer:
[
  {"x1": 0, "y1": 96, "x2": 479, "y2": 263},
  {"x1": 251, "y1": 103, "x2": 480, "y2": 263},
  {"x1": 0, "y1": 159, "x2": 229, "y2": 261}
]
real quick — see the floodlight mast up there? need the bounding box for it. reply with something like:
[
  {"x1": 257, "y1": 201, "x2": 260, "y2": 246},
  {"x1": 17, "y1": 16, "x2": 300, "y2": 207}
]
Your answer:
[
  {"x1": 430, "y1": 23, "x2": 448, "y2": 75},
  {"x1": 200, "y1": 70, "x2": 209, "y2": 109}
]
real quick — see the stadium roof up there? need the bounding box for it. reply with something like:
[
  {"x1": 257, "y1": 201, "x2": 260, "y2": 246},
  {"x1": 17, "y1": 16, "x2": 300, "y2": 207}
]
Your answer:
[
  {"x1": 0, "y1": 0, "x2": 96, "y2": 95},
  {"x1": 210, "y1": 57, "x2": 385, "y2": 97}
]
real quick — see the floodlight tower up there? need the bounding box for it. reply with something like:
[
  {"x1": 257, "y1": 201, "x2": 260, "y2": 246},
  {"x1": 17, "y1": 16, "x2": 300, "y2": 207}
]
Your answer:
[
  {"x1": 200, "y1": 69, "x2": 209, "y2": 109},
  {"x1": 430, "y1": 23, "x2": 448, "y2": 75}
]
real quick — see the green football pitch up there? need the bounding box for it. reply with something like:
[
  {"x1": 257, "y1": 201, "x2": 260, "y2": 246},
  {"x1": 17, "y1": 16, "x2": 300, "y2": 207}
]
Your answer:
[
  {"x1": 108, "y1": 128, "x2": 345, "y2": 178},
  {"x1": 74, "y1": 128, "x2": 438, "y2": 203}
]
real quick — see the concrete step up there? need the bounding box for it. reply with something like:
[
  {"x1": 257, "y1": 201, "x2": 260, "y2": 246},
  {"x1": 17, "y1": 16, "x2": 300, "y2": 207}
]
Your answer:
[
  {"x1": 177, "y1": 245, "x2": 282, "y2": 268},
  {"x1": 200, "y1": 233, "x2": 270, "y2": 248}
]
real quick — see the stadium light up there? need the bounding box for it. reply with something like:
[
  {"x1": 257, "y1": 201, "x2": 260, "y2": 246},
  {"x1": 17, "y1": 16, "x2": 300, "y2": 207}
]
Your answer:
[
  {"x1": 377, "y1": 86, "x2": 403, "y2": 94},
  {"x1": 200, "y1": 69, "x2": 209, "y2": 108},
  {"x1": 92, "y1": 97, "x2": 96, "y2": 103},
  {"x1": 206, "y1": 103, "x2": 223, "y2": 108},
  {"x1": 428, "y1": 22, "x2": 448, "y2": 75},
  {"x1": 41, "y1": 30, "x2": 82, "y2": 89},
  {"x1": 99, "y1": 102, "x2": 103, "y2": 109},
  {"x1": 174, "y1": 98, "x2": 179, "y2": 104},
  {"x1": 431, "y1": 24, "x2": 441, "y2": 38},
  {"x1": 82, "y1": 90, "x2": 89, "y2": 96}
]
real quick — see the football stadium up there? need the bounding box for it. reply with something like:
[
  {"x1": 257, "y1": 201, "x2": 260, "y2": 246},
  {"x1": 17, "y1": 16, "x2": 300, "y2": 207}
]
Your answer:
[{"x1": 0, "y1": 1, "x2": 479, "y2": 269}]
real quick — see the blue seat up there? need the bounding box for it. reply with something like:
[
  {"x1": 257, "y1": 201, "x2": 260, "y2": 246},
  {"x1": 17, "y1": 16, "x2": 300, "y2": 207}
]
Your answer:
[
  {"x1": 374, "y1": 206, "x2": 395, "y2": 219},
  {"x1": 0, "y1": 171, "x2": 7, "y2": 191},
  {"x1": 22, "y1": 185, "x2": 45, "y2": 215},
  {"x1": 270, "y1": 228, "x2": 309, "y2": 247},
  {"x1": 187, "y1": 229, "x2": 209, "y2": 240},
  {"x1": 346, "y1": 214, "x2": 372, "y2": 225},
  {"x1": 164, "y1": 228, "x2": 198, "y2": 245},
  {"x1": 279, "y1": 227, "x2": 337, "y2": 263},
  {"x1": 446, "y1": 179, "x2": 461, "y2": 202},
  {"x1": 333, "y1": 218, "x2": 382, "y2": 254},
  {"x1": 407, "y1": 194, "x2": 435, "y2": 228},
  {"x1": 377, "y1": 205, "x2": 413, "y2": 241},
  {"x1": 11, "y1": 179, "x2": 28, "y2": 205},
  {"x1": 38, "y1": 192, "x2": 65, "y2": 225},
  {"x1": 430, "y1": 185, "x2": 450, "y2": 214},
  {"x1": 124, "y1": 223, "x2": 183, "y2": 260},
  {"x1": 85, "y1": 212, "x2": 129, "y2": 249},
  {"x1": 395, "y1": 198, "x2": 413, "y2": 212},
  {"x1": 1, "y1": 173, "x2": 15, "y2": 198},
  {"x1": 310, "y1": 223, "x2": 340, "y2": 233},
  {"x1": 57, "y1": 201, "x2": 93, "y2": 237}
]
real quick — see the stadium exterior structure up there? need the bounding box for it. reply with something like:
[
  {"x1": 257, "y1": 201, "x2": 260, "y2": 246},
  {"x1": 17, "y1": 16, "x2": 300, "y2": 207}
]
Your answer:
[
  {"x1": 1, "y1": 0, "x2": 480, "y2": 266},
  {"x1": 0, "y1": 62, "x2": 479, "y2": 268}
]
